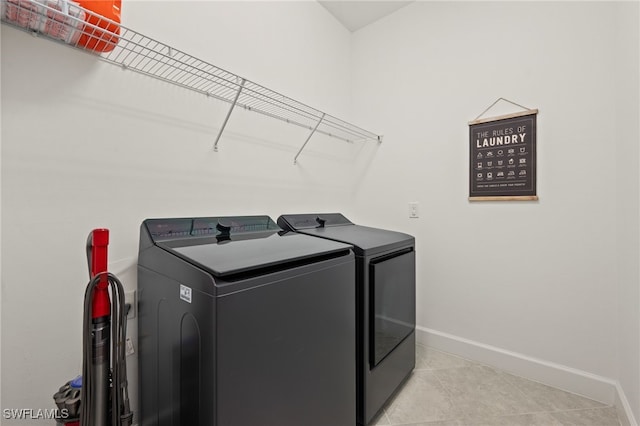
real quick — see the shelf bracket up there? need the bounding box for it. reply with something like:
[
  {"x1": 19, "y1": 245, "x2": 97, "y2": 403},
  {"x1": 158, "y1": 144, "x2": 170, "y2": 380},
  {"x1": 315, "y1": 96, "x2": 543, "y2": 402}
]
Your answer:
[
  {"x1": 294, "y1": 113, "x2": 325, "y2": 165},
  {"x1": 213, "y1": 78, "x2": 246, "y2": 152}
]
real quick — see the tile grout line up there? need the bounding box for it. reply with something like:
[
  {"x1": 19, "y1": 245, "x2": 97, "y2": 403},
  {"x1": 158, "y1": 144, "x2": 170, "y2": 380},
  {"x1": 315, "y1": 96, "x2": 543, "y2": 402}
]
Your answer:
[
  {"x1": 492, "y1": 365, "x2": 552, "y2": 417},
  {"x1": 431, "y1": 364, "x2": 619, "y2": 425},
  {"x1": 487, "y1": 364, "x2": 620, "y2": 422},
  {"x1": 547, "y1": 406, "x2": 623, "y2": 426},
  {"x1": 429, "y1": 365, "x2": 474, "y2": 423},
  {"x1": 410, "y1": 346, "x2": 472, "y2": 424},
  {"x1": 425, "y1": 345, "x2": 620, "y2": 424},
  {"x1": 400, "y1": 346, "x2": 621, "y2": 426},
  {"x1": 381, "y1": 405, "x2": 392, "y2": 425}
]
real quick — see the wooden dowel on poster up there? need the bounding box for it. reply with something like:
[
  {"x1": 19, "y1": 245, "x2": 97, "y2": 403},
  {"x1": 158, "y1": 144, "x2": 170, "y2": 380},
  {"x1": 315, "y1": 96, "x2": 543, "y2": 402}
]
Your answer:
[
  {"x1": 468, "y1": 109, "x2": 538, "y2": 126},
  {"x1": 469, "y1": 196, "x2": 539, "y2": 202}
]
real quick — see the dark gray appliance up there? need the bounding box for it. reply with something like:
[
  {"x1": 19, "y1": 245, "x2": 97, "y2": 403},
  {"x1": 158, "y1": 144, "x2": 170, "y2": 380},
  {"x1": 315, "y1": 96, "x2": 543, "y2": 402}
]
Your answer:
[
  {"x1": 138, "y1": 215, "x2": 356, "y2": 426},
  {"x1": 277, "y1": 213, "x2": 416, "y2": 426}
]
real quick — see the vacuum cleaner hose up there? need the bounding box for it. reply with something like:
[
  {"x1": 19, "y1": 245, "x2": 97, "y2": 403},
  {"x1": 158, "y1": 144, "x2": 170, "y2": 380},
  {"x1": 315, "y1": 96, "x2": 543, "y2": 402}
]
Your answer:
[{"x1": 80, "y1": 272, "x2": 133, "y2": 426}]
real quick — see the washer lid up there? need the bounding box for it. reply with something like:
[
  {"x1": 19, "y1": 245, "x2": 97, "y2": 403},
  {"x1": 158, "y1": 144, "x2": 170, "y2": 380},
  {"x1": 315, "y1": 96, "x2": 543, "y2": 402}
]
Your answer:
[
  {"x1": 277, "y1": 213, "x2": 353, "y2": 230},
  {"x1": 278, "y1": 213, "x2": 414, "y2": 256},
  {"x1": 143, "y1": 216, "x2": 352, "y2": 277}
]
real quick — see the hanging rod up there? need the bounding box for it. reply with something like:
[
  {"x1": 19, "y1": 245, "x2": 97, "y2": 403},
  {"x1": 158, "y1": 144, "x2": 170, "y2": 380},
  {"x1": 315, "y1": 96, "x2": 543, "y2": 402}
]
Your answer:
[{"x1": 1, "y1": 0, "x2": 383, "y2": 160}]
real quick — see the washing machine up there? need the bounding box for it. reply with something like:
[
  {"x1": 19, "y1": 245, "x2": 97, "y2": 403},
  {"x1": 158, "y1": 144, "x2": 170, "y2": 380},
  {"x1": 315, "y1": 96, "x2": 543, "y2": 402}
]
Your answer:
[
  {"x1": 277, "y1": 213, "x2": 416, "y2": 426},
  {"x1": 137, "y1": 215, "x2": 356, "y2": 426}
]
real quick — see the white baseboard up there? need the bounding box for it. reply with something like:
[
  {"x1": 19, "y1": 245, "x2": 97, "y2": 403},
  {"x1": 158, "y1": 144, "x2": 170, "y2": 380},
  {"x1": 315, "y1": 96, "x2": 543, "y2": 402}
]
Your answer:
[
  {"x1": 416, "y1": 326, "x2": 636, "y2": 426},
  {"x1": 615, "y1": 381, "x2": 638, "y2": 426}
]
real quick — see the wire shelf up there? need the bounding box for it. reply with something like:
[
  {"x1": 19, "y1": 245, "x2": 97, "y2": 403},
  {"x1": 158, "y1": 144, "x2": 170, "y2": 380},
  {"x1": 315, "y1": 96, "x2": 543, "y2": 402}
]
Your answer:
[{"x1": 1, "y1": 0, "x2": 382, "y2": 160}]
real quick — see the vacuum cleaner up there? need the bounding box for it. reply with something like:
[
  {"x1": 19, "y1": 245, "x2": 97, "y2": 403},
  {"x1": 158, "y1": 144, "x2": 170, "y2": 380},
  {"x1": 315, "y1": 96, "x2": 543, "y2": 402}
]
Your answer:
[{"x1": 53, "y1": 229, "x2": 133, "y2": 426}]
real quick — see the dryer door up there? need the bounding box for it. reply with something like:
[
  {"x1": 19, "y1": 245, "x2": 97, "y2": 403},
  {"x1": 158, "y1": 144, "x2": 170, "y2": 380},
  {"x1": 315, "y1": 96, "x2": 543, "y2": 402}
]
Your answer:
[{"x1": 370, "y1": 249, "x2": 416, "y2": 367}]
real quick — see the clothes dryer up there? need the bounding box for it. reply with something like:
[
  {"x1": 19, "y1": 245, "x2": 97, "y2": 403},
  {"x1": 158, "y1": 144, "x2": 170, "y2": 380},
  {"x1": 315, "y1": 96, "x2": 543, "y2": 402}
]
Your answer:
[{"x1": 278, "y1": 213, "x2": 416, "y2": 426}]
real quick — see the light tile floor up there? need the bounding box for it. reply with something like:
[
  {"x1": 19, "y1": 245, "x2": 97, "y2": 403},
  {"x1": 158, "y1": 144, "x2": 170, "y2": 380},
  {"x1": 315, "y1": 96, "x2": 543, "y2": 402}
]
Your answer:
[{"x1": 371, "y1": 344, "x2": 621, "y2": 426}]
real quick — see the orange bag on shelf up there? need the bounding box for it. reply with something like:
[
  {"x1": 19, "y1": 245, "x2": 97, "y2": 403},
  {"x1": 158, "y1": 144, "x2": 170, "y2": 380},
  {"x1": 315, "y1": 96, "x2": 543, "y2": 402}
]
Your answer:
[{"x1": 75, "y1": 0, "x2": 120, "y2": 52}]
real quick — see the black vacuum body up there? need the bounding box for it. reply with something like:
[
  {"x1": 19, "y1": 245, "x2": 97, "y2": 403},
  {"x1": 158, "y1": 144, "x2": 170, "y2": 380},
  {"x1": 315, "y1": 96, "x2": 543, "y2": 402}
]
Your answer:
[
  {"x1": 277, "y1": 213, "x2": 416, "y2": 426},
  {"x1": 138, "y1": 215, "x2": 356, "y2": 426}
]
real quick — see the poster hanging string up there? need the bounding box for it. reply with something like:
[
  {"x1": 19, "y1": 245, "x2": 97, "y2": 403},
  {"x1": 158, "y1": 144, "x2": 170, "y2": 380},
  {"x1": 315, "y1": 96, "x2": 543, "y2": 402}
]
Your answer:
[{"x1": 474, "y1": 97, "x2": 532, "y2": 121}]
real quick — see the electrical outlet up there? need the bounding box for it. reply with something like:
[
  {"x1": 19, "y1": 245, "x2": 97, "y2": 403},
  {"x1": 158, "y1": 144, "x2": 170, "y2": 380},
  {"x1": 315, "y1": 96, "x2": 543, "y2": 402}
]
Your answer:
[
  {"x1": 125, "y1": 337, "x2": 135, "y2": 356},
  {"x1": 409, "y1": 202, "x2": 419, "y2": 218},
  {"x1": 125, "y1": 290, "x2": 136, "y2": 319}
]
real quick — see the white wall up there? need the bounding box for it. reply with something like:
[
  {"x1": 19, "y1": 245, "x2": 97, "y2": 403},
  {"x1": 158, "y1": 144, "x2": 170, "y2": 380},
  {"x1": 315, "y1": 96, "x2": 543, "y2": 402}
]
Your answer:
[
  {"x1": 2, "y1": 1, "x2": 639, "y2": 425},
  {"x1": 351, "y1": 0, "x2": 638, "y2": 421},
  {"x1": 0, "y1": 13, "x2": 3, "y2": 420},
  {"x1": 0, "y1": 1, "x2": 372, "y2": 422},
  {"x1": 614, "y1": 1, "x2": 640, "y2": 423}
]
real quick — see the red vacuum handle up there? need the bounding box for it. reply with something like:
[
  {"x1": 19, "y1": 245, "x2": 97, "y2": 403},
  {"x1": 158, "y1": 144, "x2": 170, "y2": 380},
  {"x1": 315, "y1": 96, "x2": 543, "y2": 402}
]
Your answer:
[{"x1": 88, "y1": 229, "x2": 110, "y2": 319}]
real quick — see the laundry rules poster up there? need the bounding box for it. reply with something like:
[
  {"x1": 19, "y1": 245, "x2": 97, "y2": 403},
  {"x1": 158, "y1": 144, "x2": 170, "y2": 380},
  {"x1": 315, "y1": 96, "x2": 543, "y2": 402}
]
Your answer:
[{"x1": 469, "y1": 111, "x2": 538, "y2": 200}]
